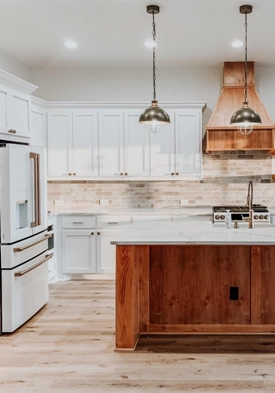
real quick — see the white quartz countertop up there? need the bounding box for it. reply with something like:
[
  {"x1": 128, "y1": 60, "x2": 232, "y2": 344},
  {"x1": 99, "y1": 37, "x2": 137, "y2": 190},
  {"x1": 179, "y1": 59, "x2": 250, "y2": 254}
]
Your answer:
[
  {"x1": 111, "y1": 220, "x2": 275, "y2": 245},
  {"x1": 48, "y1": 206, "x2": 212, "y2": 217}
]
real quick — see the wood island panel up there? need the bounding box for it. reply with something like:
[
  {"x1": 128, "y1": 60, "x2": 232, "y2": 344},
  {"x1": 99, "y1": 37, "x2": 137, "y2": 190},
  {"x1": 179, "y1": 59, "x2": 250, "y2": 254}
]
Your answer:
[
  {"x1": 149, "y1": 246, "x2": 250, "y2": 325},
  {"x1": 115, "y1": 244, "x2": 275, "y2": 350}
]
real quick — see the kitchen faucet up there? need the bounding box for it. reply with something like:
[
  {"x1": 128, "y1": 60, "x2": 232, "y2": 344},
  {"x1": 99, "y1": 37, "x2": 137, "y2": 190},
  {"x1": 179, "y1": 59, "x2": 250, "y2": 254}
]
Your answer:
[{"x1": 243, "y1": 180, "x2": 254, "y2": 229}]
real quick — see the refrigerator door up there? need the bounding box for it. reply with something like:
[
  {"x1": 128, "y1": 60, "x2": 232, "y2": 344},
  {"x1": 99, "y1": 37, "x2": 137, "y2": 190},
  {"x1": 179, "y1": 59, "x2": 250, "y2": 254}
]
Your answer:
[
  {"x1": 0, "y1": 144, "x2": 33, "y2": 243},
  {"x1": 0, "y1": 144, "x2": 47, "y2": 244}
]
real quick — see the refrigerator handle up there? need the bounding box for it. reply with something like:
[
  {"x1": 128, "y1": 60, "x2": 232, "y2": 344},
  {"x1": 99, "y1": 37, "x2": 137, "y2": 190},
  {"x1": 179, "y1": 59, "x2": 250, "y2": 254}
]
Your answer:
[
  {"x1": 37, "y1": 153, "x2": 41, "y2": 226},
  {"x1": 30, "y1": 152, "x2": 39, "y2": 228}
]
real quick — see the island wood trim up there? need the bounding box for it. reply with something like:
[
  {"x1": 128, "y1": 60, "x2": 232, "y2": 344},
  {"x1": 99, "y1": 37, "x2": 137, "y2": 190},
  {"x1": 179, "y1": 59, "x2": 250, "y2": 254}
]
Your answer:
[
  {"x1": 146, "y1": 324, "x2": 275, "y2": 334},
  {"x1": 251, "y1": 246, "x2": 262, "y2": 324}
]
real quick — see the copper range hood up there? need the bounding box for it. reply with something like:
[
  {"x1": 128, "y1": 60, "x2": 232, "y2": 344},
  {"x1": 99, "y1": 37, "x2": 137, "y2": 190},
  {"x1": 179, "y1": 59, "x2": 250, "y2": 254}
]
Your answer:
[{"x1": 205, "y1": 62, "x2": 275, "y2": 152}]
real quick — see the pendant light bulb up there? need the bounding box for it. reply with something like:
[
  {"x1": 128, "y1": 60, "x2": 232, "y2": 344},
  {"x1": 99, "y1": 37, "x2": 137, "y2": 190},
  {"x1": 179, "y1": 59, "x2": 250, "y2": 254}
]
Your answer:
[
  {"x1": 230, "y1": 5, "x2": 262, "y2": 134},
  {"x1": 139, "y1": 5, "x2": 170, "y2": 132}
]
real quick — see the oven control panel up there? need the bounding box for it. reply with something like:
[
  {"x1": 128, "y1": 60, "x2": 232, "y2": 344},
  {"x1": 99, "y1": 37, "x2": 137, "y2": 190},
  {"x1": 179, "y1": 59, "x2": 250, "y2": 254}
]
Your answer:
[{"x1": 213, "y1": 212, "x2": 270, "y2": 224}]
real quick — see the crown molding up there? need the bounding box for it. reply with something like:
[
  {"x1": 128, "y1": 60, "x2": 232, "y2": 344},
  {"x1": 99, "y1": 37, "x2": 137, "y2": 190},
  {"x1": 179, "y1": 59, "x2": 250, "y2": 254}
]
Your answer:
[
  {"x1": 39, "y1": 100, "x2": 207, "y2": 111},
  {"x1": 0, "y1": 69, "x2": 37, "y2": 94}
]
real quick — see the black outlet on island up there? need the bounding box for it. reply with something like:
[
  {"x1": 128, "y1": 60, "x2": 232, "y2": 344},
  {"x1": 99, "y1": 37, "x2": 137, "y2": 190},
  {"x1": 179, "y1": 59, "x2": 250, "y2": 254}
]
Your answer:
[{"x1": 229, "y1": 287, "x2": 239, "y2": 300}]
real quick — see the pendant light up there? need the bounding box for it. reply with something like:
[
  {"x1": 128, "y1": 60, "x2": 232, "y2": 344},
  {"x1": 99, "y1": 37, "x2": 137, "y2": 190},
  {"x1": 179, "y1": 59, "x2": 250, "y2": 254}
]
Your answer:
[
  {"x1": 230, "y1": 5, "x2": 261, "y2": 135},
  {"x1": 139, "y1": 5, "x2": 170, "y2": 133}
]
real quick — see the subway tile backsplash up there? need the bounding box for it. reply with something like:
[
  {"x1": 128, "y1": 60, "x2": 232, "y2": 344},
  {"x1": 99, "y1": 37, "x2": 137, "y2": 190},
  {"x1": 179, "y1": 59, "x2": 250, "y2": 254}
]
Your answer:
[{"x1": 48, "y1": 152, "x2": 275, "y2": 210}]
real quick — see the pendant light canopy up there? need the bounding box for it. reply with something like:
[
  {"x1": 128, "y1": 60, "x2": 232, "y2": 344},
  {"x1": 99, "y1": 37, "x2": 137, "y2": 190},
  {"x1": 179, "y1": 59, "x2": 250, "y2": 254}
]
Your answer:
[
  {"x1": 230, "y1": 5, "x2": 261, "y2": 136},
  {"x1": 139, "y1": 5, "x2": 170, "y2": 133}
]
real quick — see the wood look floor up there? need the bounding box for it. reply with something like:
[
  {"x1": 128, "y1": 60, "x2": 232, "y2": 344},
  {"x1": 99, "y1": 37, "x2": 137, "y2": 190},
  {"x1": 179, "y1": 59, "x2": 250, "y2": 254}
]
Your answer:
[{"x1": 1, "y1": 281, "x2": 275, "y2": 392}]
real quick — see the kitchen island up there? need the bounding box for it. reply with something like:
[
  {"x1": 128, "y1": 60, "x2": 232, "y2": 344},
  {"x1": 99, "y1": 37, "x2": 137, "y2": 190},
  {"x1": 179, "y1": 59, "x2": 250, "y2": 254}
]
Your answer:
[{"x1": 112, "y1": 220, "x2": 275, "y2": 350}]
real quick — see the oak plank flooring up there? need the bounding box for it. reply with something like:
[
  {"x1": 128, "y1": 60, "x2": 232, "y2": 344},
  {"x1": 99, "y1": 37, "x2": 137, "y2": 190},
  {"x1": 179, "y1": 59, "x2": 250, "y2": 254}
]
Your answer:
[{"x1": 0, "y1": 280, "x2": 275, "y2": 392}]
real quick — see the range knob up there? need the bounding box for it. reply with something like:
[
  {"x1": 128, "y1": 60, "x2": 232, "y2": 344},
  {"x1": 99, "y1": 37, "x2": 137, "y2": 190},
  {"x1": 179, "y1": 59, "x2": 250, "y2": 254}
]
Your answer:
[
  {"x1": 220, "y1": 215, "x2": 225, "y2": 220},
  {"x1": 264, "y1": 215, "x2": 269, "y2": 220},
  {"x1": 254, "y1": 215, "x2": 259, "y2": 220},
  {"x1": 259, "y1": 215, "x2": 264, "y2": 220},
  {"x1": 215, "y1": 215, "x2": 220, "y2": 220}
]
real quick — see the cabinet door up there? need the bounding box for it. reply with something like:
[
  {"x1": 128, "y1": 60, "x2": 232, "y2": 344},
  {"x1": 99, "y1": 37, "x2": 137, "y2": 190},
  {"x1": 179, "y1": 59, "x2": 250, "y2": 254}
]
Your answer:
[
  {"x1": 47, "y1": 111, "x2": 73, "y2": 178},
  {"x1": 0, "y1": 84, "x2": 9, "y2": 135},
  {"x1": 72, "y1": 110, "x2": 99, "y2": 176},
  {"x1": 149, "y1": 110, "x2": 175, "y2": 177},
  {"x1": 31, "y1": 105, "x2": 45, "y2": 147},
  {"x1": 175, "y1": 109, "x2": 202, "y2": 179},
  {"x1": 124, "y1": 110, "x2": 150, "y2": 177},
  {"x1": 62, "y1": 230, "x2": 96, "y2": 274},
  {"x1": 8, "y1": 89, "x2": 31, "y2": 138},
  {"x1": 96, "y1": 229, "x2": 119, "y2": 274},
  {"x1": 98, "y1": 110, "x2": 124, "y2": 177}
]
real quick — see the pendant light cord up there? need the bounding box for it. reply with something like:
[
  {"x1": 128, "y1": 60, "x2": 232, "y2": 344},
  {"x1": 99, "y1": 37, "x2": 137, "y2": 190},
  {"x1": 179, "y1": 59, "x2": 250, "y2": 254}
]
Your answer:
[
  {"x1": 152, "y1": 12, "x2": 157, "y2": 101},
  {"x1": 244, "y1": 11, "x2": 248, "y2": 104}
]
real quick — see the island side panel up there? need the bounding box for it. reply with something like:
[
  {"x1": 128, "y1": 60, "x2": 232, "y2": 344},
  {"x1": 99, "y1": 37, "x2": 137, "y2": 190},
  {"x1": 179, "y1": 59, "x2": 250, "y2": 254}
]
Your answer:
[
  {"x1": 251, "y1": 246, "x2": 275, "y2": 324},
  {"x1": 149, "y1": 245, "x2": 251, "y2": 328},
  {"x1": 116, "y1": 245, "x2": 140, "y2": 350}
]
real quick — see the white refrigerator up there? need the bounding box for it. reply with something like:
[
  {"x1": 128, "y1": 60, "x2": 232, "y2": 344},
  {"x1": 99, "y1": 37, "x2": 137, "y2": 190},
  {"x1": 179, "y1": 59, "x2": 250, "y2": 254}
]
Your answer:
[{"x1": 0, "y1": 143, "x2": 51, "y2": 333}]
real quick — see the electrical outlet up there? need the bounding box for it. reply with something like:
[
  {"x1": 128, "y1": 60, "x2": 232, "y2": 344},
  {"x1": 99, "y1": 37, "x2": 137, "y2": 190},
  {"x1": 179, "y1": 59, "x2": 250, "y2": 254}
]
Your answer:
[
  {"x1": 100, "y1": 200, "x2": 109, "y2": 206},
  {"x1": 54, "y1": 200, "x2": 64, "y2": 206},
  {"x1": 180, "y1": 199, "x2": 188, "y2": 205}
]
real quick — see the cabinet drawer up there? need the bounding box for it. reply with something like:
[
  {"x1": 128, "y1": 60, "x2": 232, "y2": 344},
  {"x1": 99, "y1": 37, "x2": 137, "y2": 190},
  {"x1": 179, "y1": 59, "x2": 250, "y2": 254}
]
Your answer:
[
  {"x1": 61, "y1": 215, "x2": 96, "y2": 229},
  {"x1": 97, "y1": 216, "x2": 132, "y2": 228}
]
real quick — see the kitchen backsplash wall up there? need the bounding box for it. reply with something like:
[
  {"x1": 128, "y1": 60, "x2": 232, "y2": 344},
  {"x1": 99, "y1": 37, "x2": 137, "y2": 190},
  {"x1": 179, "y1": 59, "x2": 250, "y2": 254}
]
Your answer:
[{"x1": 47, "y1": 152, "x2": 275, "y2": 210}]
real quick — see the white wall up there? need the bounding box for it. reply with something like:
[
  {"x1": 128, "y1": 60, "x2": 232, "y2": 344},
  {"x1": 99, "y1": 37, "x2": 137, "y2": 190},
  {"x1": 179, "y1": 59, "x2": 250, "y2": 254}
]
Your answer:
[
  {"x1": 30, "y1": 64, "x2": 275, "y2": 125},
  {"x1": 0, "y1": 51, "x2": 32, "y2": 81}
]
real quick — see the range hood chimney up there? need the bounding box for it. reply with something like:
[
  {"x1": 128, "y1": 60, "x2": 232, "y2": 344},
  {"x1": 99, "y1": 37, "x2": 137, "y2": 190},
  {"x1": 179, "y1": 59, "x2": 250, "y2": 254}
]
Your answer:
[{"x1": 205, "y1": 62, "x2": 274, "y2": 152}]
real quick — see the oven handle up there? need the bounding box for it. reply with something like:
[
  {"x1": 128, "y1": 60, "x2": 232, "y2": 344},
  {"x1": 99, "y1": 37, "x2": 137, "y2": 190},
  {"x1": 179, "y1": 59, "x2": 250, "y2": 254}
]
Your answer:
[
  {"x1": 14, "y1": 253, "x2": 53, "y2": 277},
  {"x1": 13, "y1": 234, "x2": 52, "y2": 253}
]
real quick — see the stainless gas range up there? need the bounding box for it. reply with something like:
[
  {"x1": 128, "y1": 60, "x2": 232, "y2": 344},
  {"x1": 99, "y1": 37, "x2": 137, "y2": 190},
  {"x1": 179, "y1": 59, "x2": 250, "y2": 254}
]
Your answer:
[{"x1": 212, "y1": 205, "x2": 270, "y2": 225}]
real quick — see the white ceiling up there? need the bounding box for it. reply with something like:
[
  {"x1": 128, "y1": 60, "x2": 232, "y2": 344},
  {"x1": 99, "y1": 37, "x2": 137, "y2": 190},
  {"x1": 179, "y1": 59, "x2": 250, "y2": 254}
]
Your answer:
[{"x1": 0, "y1": 0, "x2": 274, "y2": 68}]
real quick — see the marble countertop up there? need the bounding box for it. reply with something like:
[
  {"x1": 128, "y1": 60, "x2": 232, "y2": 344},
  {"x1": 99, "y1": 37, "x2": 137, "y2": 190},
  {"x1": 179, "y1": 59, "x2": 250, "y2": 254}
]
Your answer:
[
  {"x1": 111, "y1": 220, "x2": 275, "y2": 245},
  {"x1": 48, "y1": 206, "x2": 213, "y2": 217}
]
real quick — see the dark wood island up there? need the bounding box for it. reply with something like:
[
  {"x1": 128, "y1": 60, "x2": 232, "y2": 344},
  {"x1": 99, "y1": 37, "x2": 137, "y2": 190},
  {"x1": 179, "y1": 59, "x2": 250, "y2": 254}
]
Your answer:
[{"x1": 112, "y1": 221, "x2": 275, "y2": 350}]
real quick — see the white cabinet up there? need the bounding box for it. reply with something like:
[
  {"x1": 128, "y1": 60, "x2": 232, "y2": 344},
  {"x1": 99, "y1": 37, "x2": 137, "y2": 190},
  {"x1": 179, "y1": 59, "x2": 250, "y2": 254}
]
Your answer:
[
  {"x1": 61, "y1": 230, "x2": 96, "y2": 274},
  {"x1": 72, "y1": 110, "x2": 99, "y2": 176},
  {"x1": 30, "y1": 103, "x2": 45, "y2": 147},
  {"x1": 124, "y1": 110, "x2": 150, "y2": 177},
  {"x1": 0, "y1": 69, "x2": 37, "y2": 141},
  {"x1": 96, "y1": 230, "x2": 118, "y2": 274},
  {"x1": 46, "y1": 103, "x2": 206, "y2": 180},
  {"x1": 47, "y1": 111, "x2": 73, "y2": 178},
  {"x1": 98, "y1": 110, "x2": 124, "y2": 177},
  {"x1": 175, "y1": 109, "x2": 202, "y2": 179}
]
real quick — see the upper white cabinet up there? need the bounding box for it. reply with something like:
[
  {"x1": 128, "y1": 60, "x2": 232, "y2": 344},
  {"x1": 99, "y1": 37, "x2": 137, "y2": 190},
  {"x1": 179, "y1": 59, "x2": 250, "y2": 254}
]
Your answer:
[
  {"x1": 30, "y1": 101, "x2": 45, "y2": 147},
  {"x1": 0, "y1": 69, "x2": 37, "y2": 141},
  {"x1": 46, "y1": 102, "x2": 206, "y2": 180},
  {"x1": 175, "y1": 109, "x2": 202, "y2": 179},
  {"x1": 72, "y1": 110, "x2": 99, "y2": 176},
  {"x1": 98, "y1": 110, "x2": 124, "y2": 177},
  {"x1": 47, "y1": 110, "x2": 73, "y2": 178}
]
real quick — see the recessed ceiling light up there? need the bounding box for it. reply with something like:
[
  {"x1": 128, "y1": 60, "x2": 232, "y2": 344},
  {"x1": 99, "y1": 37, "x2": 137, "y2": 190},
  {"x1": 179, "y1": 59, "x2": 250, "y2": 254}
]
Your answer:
[
  {"x1": 231, "y1": 40, "x2": 243, "y2": 48},
  {"x1": 144, "y1": 40, "x2": 157, "y2": 48},
  {"x1": 64, "y1": 41, "x2": 78, "y2": 49}
]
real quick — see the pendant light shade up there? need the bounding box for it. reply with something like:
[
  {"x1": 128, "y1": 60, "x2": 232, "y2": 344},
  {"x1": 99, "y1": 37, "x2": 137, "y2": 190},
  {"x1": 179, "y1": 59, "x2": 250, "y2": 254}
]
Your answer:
[
  {"x1": 139, "y1": 5, "x2": 170, "y2": 133},
  {"x1": 230, "y1": 5, "x2": 261, "y2": 135},
  {"x1": 139, "y1": 100, "x2": 170, "y2": 133}
]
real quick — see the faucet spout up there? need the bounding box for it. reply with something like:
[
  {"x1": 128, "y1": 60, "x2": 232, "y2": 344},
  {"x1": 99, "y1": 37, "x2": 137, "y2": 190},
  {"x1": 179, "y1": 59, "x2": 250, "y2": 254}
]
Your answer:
[{"x1": 244, "y1": 180, "x2": 254, "y2": 228}]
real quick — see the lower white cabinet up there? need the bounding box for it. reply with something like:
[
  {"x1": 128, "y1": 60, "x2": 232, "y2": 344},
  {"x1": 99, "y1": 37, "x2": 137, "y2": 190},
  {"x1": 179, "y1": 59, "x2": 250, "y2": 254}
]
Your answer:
[
  {"x1": 61, "y1": 230, "x2": 96, "y2": 274},
  {"x1": 59, "y1": 215, "x2": 132, "y2": 275},
  {"x1": 96, "y1": 229, "x2": 120, "y2": 274}
]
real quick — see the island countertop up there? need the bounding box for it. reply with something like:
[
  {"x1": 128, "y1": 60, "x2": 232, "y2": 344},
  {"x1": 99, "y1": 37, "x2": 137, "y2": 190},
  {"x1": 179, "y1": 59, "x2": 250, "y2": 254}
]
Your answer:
[{"x1": 111, "y1": 220, "x2": 275, "y2": 245}]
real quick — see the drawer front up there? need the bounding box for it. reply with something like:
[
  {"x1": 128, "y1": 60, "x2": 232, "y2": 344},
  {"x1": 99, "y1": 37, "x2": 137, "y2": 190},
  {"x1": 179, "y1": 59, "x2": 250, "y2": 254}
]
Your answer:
[
  {"x1": 1, "y1": 231, "x2": 49, "y2": 269},
  {"x1": 61, "y1": 215, "x2": 96, "y2": 229},
  {"x1": 97, "y1": 216, "x2": 133, "y2": 229},
  {"x1": 2, "y1": 250, "x2": 50, "y2": 333}
]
